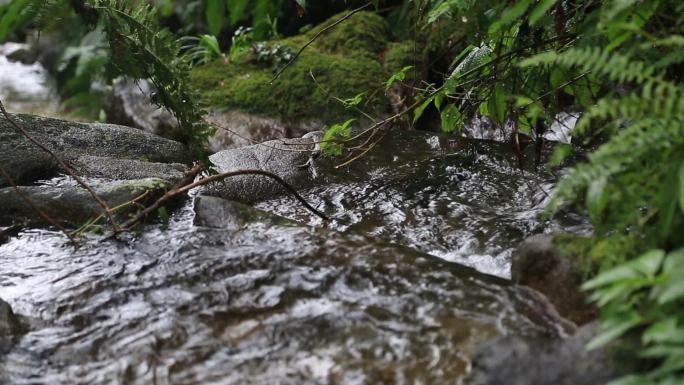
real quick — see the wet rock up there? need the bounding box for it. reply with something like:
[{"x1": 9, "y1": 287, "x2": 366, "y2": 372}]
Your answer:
[
  {"x1": 0, "y1": 298, "x2": 23, "y2": 353},
  {"x1": 71, "y1": 156, "x2": 187, "y2": 183},
  {"x1": 193, "y1": 195, "x2": 295, "y2": 230},
  {"x1": 0, "y1": 113, "x2": 190, "y2": 186},
  {"x1": 511, "y1": 234, "x2": 597, "y2": 325},
  {"x1": 191, "y1": 12, "x2": 396, "y2": 135},
  {"x1": 0, "y1": 178, "x2": 172, "y2": 227},
  {"x1": 201, "y1": 136, "x2": 318, "y2": 203},
  {"x1": 465, "y1": 322, "x2": 634, "y2": 385},
  {"x1": 205, "y1": 110, "x2": 319, "y2": 152},
  {"x1": 0, "y1": 225, "x2": 22, "y2": 245},
  {"x1": 105, "y1": 78, "x2": 182, "y2": 140}
]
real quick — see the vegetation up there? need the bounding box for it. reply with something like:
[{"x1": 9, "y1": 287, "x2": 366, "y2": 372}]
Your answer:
[{"x1": 1, "y1": 0, "x2": 684, "y2": 383}]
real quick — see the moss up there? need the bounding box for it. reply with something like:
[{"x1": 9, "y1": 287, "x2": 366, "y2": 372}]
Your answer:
[
  {"x1": 191, "y1": 11, "x2": 393, "y2": 125},
  {"x1": 384, "y1": 41, "x2": 417, "y2": 75},
  {"x1": 306, "y1": 11, "x2": 389, "y2": 57}
]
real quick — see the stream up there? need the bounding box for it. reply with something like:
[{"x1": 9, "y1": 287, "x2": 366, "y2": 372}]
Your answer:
[{"x1": 1, "y1": 45, "x2": 586, "y2": 384}]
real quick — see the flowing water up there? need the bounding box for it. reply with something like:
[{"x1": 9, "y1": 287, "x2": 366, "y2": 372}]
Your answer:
[
  {"x1": 0, "y1": 129, "x2": 587, "y2": 384},
  {"x1": 0, "y1": 43, "x2": 60, "y2": 117},
  {"x1": 0, "y1": 44, "x2": 588, "y2": 384}
]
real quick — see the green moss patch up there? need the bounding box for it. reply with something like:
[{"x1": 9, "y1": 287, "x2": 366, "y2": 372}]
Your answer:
[{"x1": 191, "y1": 11, "x2": 411, "y2": 125}]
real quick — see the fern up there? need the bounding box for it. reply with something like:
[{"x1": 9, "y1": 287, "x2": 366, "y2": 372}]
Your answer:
[
  {"x1": 519, "y1": 47, "x2": 657, "y2": 84},
  {"x1": 84, "y1": 0, "x2": 213, "y2": 157}
]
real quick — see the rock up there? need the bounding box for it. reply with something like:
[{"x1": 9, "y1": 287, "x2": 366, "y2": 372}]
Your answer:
[
  {"x1": 0, "y1": 113, "x2": 191, "y2": 186},
  {"x1": 105, "y1": 78, "x2": 182, "y2": 140},
  {"x1": 205, "y1": 110, "x2": 318, "y2": 152},
  {"x1": 0, "y1": 298, "x2": 24, "y2": 353},
  {"x1": 193, "y1": 195, "x2": 295, "y2": 230},
  {"x1": 465, "y1": 322, "x2": 635, "y2": 385},
  {"x1": 0, "y1": 225, "x2": 22, "y2": 245},
  {"x1": 0, "y1": 178, "x2": 173, "y2": 227},
  {"x1": 71, "y1": 156, "x2": 187, "y2": 183},
  {"x1": 201, "y1": 136, "x2": 318, "y2": 203},
  {"x1": 191, "y1": 11, "x2": 400, "y2": 139},
  {"x1": 511, "y1": 234, "x2": 597, "y2": 325}
]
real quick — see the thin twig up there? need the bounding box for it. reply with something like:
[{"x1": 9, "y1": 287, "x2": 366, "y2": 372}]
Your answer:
[
  {"x1": 270, "y1": 2, "x2": 372, "y2": 83},
  {"x1": 113, "y1": 166, "x2": 328, "y2": 234},
  {"x1": 0, "y1": 100, "x2": 121, "y2": 230},
  {"x1": 0, "y1": 166, "x2": 78, "y2": 243}
]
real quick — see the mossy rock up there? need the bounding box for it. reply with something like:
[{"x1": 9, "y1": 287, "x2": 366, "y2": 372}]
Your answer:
[{"x1": 192, "y1": 11, "x2": 412, "y2": 127}]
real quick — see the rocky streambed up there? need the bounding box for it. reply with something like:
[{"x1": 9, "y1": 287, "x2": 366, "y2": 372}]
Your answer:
[{"x1": 0, "y1": 111, "x2": 626, "y2": 385}]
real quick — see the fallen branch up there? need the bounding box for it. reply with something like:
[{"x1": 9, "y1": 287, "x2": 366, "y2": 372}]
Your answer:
[
  {"x1": 112, "y1": 166, "x2": 328, "y2": 234},
  {"x1": 0, "y1": 165, "x2": 78, "y2": 243}
]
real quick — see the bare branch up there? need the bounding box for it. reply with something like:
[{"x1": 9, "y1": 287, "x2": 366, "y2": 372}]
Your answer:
[{"x1": 0, "y1": 165, "x2": 78, "y2": 243}]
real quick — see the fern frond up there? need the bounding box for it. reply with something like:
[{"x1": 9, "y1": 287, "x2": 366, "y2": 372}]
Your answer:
[
  {"x1": 548, "y1": 117, "x2": 684, "y2": 213},
  {"x1": 520, "y1": 47, "x2": 656, "y2": 84},
  {"x1": 84, "y1": 0, "x2": 213, "y2": 156},
  {"x1": 573, "y1": 81, "x2": 684, "y2": 134}
]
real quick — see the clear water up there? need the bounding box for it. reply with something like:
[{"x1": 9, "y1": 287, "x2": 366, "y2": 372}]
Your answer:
[{"x1": 0, "y1": 131, "x2": 584, "y2": 384}]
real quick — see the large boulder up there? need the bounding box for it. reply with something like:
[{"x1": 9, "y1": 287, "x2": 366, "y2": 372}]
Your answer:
[
  {"x1": 465, "y1": 322, "x2": 637, "y2": 385},
  {"x1": 0, "y1": 113, "x2": 190, "y2": 186},
  {"x1": 191, "y1": 11, "x2": 418, "y2": 151},
  {"x1": 511, "y1": 234, "x2": 597, "y2": 325}
]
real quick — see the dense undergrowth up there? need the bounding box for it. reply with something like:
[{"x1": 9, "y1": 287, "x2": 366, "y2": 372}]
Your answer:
[{"x1": 1, "y1": 0, "x2": 683, "y2": 383}]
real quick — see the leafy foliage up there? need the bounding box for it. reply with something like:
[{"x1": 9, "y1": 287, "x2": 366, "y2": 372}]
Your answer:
[{"x1": 87, "y1": 0, "x2": 212, "y2": 155}]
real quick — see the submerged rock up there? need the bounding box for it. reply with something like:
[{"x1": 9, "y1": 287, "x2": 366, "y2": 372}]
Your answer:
[
  {"x1": 511, "y1": 234, "x2": 597, "y2": 325},
  {"x1": 193, "y1": 195, "x2": 295, "y2": 230},
  {"x1": 0, "y1": 113, "x2": 190, "y2": 186},
  {"x1": 465, "y1": 322, "x2": 635, "y2": 385},
  {"x1": 0, "y1": 178, "x2": 172, "y2": 227}
]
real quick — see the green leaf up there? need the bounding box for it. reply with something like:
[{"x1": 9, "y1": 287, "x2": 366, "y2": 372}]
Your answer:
[
  {"x1": 605, "y1": 375, "x2": 654, "y2": 385},
  {"x1": 488, "y1": 84, "x2": 507, "y2": 123},
  {"x1": 583, "y1": 249, "x2": 665, "y2": 290},
  {"x1": 440, "y1": 104, "x2": 463, "y2": 133},
  {"x1": 413, "y1": 96, "x2": 435, "y2": 123},
  {"x1": 550, "y1": 144, "x2": 571, "y2": 166},
  {"x1": 490, "y1": 0, "x2": 533, "y2": 33},
  {"x1": 206, "y1": 0, "x2": 226, "y2": 36},
  {"x1": 587, "y1": 314, "x2": 641, "y2": 350},
  {"x1": 385, "y1": 66, "x2": 414, "y2": 92},
  {"x1": 321, "y1": 119, "x2": 355, "y2": 156},
  {"x1": 679, "y1": 162, "x2": 684, "y2": 213},
  {"x1": 659, "y1": 168, "x2": 679, "y2": 238},
  {"x1": 643, "y1": 319, "x2": 684, "y2": 344},
  {"x1": 659, "y1": 277, "x2": 684, "y2": 304},
  {"x1": 586, "y1": 176, "x2": 607, "y2": 221},
  {"x1": 228, "y1": 0, "x2": 250, "y2": 27},
  {"x1": 529, "y1": 0, "x2": 558, "y2": 26},
  {"x1": 342, "y1": 92, "x2": 365, "y2": 108}
]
